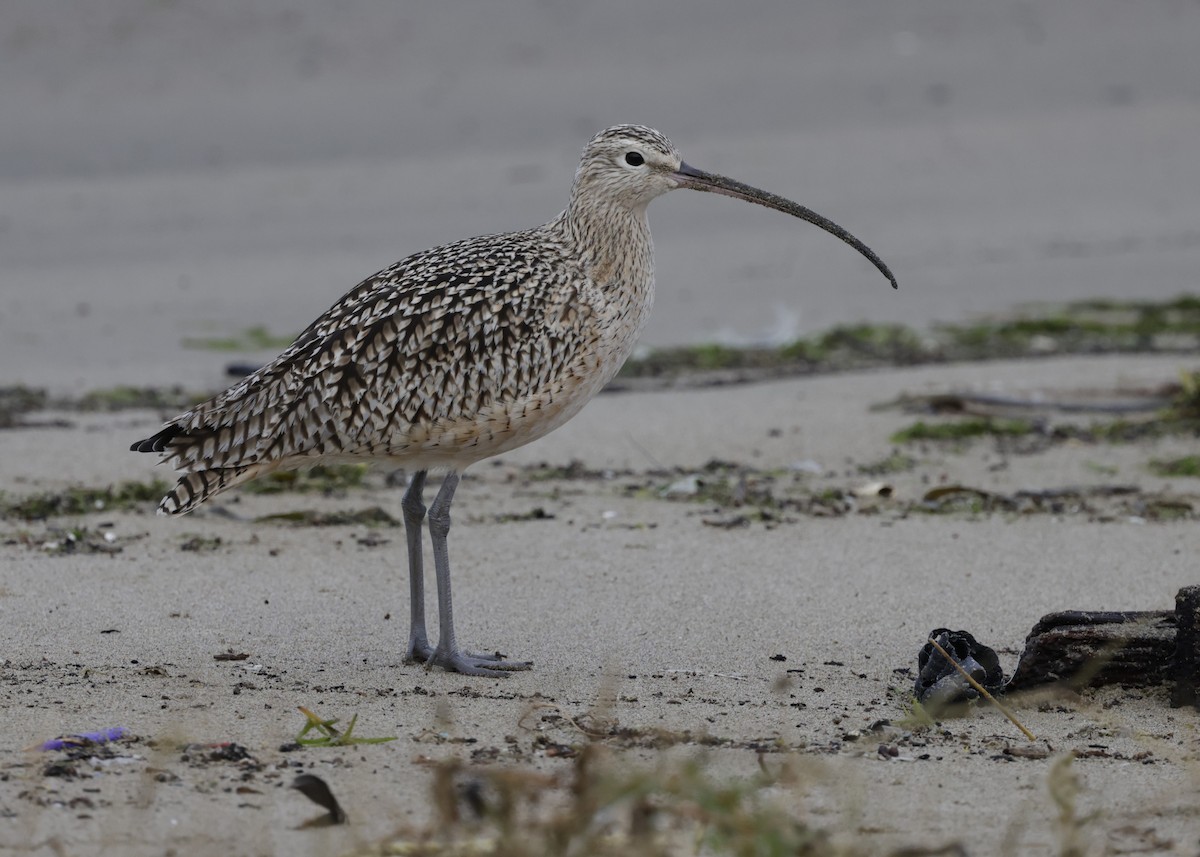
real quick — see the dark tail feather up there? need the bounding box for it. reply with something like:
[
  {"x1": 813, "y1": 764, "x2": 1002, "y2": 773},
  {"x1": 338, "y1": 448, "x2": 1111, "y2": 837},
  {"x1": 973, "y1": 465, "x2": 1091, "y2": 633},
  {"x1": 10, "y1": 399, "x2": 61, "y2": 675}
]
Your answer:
[
  {"x1": 131, "y1": 426, "x2": 183, "y2": 454},
  {"x1": 159, "y1": 464, "x2": 267, "y2": 515}
]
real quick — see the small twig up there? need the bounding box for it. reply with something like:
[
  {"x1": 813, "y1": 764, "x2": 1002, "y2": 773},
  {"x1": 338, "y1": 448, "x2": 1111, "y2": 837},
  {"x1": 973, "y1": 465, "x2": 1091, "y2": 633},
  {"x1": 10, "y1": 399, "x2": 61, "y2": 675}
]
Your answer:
[
  {"x1": 518, "y1": 702, "x2": 610, "y2": 738},
  {"x1": 663, "y1": 669, "x2": 749, "y2": 681},
  {"x1": 624, "y1": 432, "x2": 666, "y2": 470},
  {"x1": 926, "y1": 637, "x2": 1036, "y2": 742}
]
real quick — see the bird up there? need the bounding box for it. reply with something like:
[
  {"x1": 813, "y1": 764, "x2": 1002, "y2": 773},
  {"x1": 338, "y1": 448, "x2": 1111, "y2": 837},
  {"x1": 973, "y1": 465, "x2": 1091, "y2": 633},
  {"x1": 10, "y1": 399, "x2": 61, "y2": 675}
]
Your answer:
[{"x1": 132, "y1": 124, "x2": 896, "y2": 677}]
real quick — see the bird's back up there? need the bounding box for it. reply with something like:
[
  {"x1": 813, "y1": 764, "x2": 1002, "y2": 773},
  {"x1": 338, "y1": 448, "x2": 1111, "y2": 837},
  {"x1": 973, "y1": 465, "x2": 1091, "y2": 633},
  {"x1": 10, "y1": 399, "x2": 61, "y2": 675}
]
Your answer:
[{"x1": 134, "y1": 221, "x2": 652, "y2": 514}]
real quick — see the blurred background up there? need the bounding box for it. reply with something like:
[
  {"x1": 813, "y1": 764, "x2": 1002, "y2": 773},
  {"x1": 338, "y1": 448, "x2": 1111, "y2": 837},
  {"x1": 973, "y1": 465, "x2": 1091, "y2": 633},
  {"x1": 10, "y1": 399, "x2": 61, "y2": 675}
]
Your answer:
[{"x1": 2, "y1": 0, "x2": 1199, "y2": 392}]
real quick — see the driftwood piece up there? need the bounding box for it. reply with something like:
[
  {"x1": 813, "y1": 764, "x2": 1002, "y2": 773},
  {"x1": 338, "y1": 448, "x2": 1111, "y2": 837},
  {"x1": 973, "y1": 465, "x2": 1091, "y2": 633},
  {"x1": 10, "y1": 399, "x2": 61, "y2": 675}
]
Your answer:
[
  {"x1": 1007, "y1": 610, "x2": 1177, "y2": 691},
  {"x1": 1172, "y1": 586, "x2": 1200, "y2": 707},
  {"x1": 920, "y1": 588, "x2": 1200, "y2": 707}
]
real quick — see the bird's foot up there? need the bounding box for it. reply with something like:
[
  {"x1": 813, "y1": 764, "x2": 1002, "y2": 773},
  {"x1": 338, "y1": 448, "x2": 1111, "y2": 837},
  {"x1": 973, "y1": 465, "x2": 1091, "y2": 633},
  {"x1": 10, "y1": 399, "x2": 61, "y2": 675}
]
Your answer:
[
  {"x1": 405, "y1": 632, "x2": 531, "y2": 676},
  {"x1": 427, "y1": 645, "x2": 533, "y2": 678},
  {"x1": 404, "y1": 633, "x2": 435, "y2": 664}
]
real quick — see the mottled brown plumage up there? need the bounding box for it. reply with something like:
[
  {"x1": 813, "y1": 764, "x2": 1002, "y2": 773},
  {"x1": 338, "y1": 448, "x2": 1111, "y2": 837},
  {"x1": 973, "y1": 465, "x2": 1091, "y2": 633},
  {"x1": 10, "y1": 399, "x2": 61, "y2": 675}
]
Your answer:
[{"x1": 133, "y1": 124, "x2": 896, "y2": 676}]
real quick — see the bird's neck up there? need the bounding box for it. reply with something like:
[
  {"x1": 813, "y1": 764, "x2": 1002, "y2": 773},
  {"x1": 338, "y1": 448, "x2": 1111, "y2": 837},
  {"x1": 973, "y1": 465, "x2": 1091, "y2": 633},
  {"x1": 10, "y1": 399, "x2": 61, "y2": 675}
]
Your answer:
[{"x1": 551, "y1": 197, "x2": 653, "y2": 288}]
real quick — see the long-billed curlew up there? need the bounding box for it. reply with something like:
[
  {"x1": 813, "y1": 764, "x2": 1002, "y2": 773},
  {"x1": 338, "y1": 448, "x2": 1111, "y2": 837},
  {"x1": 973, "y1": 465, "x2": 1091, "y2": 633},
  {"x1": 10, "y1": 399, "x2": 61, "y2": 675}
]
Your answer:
[{"x1": 132, "y1": 125, "x2": 896, "y2": 677}]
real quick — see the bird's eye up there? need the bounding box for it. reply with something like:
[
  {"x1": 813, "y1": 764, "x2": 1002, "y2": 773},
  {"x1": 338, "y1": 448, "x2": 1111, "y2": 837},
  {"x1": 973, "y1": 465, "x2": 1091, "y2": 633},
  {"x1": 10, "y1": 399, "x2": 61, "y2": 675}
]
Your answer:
[{"x1": 624, "y1": 151, "x2": 645, "y2": 167}]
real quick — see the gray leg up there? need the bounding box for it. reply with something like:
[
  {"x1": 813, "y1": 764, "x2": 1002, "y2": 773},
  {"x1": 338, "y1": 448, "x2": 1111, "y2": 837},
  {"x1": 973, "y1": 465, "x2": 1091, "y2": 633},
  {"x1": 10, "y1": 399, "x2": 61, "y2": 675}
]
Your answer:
[
  {"x1": 426, "y1": 472, "x2": 532, "y2": 677},
  {"x1": 401, "y1": 470, "x2": 433, "y2": 663}
]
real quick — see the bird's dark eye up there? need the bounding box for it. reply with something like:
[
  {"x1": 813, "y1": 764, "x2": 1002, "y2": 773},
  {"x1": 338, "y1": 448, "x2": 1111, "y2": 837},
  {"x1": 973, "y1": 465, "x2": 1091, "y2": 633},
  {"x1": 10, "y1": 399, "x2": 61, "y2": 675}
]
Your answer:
[{"x1": 624, "y1": 151, "x2": 645, "y2": 167}]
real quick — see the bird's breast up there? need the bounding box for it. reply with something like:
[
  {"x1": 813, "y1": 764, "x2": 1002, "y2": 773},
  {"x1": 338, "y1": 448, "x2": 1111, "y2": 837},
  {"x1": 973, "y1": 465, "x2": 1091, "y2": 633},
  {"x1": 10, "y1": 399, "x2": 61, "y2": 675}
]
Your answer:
[{"x1": 377, "y1": 266, "x2": 655, "y2": 470}]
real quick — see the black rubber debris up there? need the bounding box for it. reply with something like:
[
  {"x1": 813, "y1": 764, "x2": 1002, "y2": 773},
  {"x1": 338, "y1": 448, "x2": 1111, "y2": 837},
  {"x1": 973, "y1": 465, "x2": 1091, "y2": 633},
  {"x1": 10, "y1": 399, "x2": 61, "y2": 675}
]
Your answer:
[{"x1": 916, "y1": 628, "x2": 1005, "y2": 704}]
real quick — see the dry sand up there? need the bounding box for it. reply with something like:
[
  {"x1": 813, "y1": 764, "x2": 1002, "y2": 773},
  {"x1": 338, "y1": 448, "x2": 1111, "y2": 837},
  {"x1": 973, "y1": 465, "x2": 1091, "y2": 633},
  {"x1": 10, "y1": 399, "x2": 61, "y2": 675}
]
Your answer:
[
  {"x1": 3, "y1": 2, "x2": 1200, "y2": 854},
  {"x1": 2, "y1": 354, "x2": 1199, "y2": 855}
]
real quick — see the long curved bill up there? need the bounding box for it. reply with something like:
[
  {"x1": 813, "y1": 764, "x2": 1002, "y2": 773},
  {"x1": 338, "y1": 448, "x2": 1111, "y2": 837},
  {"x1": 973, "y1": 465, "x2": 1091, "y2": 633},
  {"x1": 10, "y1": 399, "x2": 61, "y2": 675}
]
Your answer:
[{"x1": 672, "y1": 162, "x2": 898, "y2": 290}]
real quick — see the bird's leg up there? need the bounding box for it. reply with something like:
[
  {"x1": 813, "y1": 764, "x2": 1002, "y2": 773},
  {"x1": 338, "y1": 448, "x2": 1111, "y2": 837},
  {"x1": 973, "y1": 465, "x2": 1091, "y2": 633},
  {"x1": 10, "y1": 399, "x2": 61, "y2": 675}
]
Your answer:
[
  {"x1": 426, "y1": 472, "x2": 532, "y2": 677},
  {"x1": 401, "y1": 470, "x2": 435, "y2": 663}
]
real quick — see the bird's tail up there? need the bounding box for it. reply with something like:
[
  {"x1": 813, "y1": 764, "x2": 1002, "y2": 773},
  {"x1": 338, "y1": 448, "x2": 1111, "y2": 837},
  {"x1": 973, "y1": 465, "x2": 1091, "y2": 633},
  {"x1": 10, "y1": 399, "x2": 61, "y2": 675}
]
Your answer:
[{"x1": 158, "y1": 463, "x2": 273, "y2": 515}]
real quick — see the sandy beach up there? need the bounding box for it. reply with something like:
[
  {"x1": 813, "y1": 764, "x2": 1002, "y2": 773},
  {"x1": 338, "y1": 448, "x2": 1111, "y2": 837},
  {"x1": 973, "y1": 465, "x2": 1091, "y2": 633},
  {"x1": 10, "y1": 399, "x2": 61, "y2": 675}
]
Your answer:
[
  {"x1": 4, "y1": 354, "x2": 1199, "y2": 854},
  {"x1": 2, "y1": 2, "x2": 1199, "y2": 855}
]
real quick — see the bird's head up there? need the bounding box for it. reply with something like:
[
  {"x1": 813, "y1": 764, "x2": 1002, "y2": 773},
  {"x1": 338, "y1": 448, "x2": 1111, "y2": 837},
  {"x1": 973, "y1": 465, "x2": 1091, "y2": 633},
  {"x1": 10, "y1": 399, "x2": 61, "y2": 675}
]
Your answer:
[
  {"x1": 572, "y1": 124, "x2": 898, "y2": 289},
  {"x1": 572, "y1": 124, "x2": 683, "y2": 212}
]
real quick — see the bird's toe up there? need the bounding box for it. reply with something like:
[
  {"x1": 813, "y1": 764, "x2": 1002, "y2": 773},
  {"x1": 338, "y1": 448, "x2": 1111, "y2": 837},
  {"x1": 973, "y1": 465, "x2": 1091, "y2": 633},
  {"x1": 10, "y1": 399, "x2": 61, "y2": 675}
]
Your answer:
[{"x1": 427, "y1": 647, "x2": 533, "y2": 677}]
